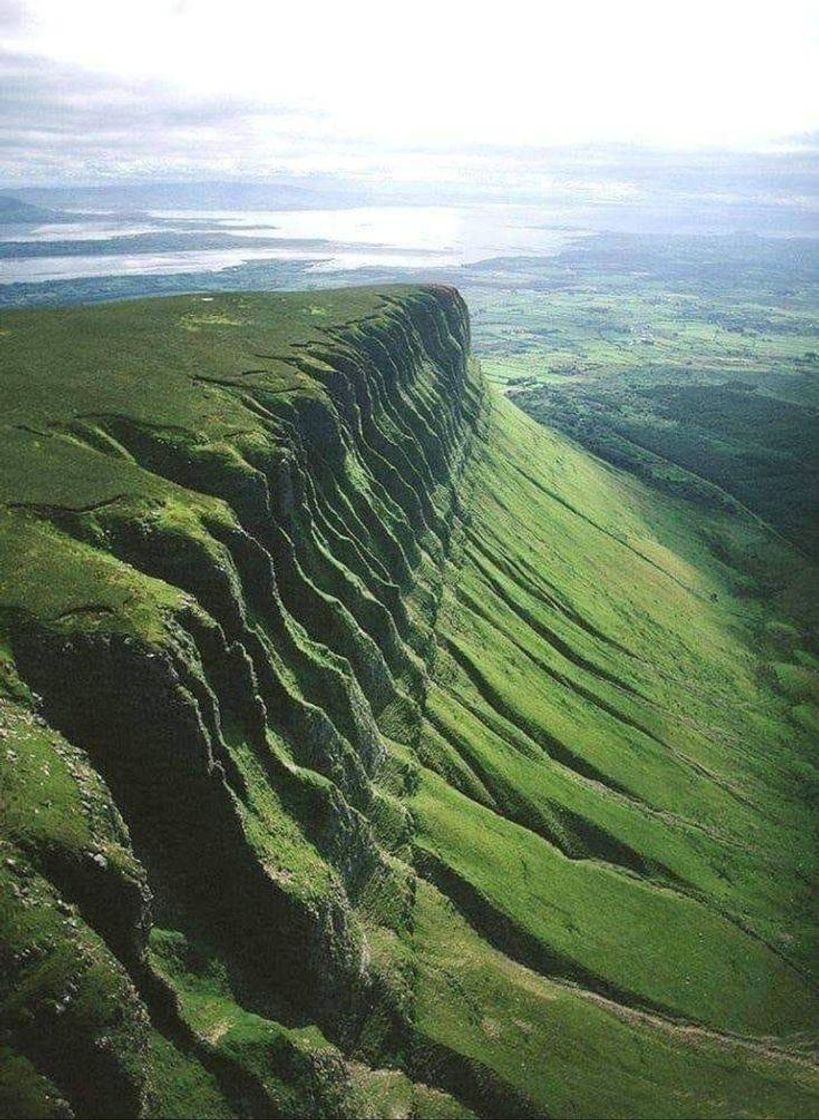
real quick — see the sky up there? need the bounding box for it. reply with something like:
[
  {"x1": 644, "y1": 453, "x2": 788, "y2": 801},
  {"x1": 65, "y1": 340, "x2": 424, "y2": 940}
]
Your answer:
[{"x1": 2, "y1": 0, "x2": 818, "y2": 185}]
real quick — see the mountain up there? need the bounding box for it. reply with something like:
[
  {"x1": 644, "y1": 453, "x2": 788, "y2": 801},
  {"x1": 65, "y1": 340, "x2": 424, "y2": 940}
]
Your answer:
[
  {"x1": 14, "y1": 178, "x2": 370, "y2": 213},
  {"x1": 0, "y1": 287, "x2": 816, "y2": 1119},
  {"x1": 0, "y1": 194, "x2": 66, "y2": 225}
]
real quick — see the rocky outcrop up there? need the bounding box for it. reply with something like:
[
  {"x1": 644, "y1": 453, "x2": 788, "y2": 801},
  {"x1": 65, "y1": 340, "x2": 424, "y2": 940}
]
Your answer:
[{"x1": 0, "y1": 285, "x2": 486, "y2": 1118}]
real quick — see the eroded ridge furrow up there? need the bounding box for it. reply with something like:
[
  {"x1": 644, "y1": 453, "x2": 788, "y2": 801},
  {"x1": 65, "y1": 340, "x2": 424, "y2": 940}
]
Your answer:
[
  {"x1": 302, "y1": 342, "x2": 448, "y2": 548},
  {"x1": 10, "y1": 613, "x2": 370, "y2": 1013},
  {"x1": 266, "y1": 364, "x2": 436, "y2": 579},
  {"x1": 468, "y1": 512, "x2": 645, "y2": 662},
  {"x1": 423, "y1": 703, "x2": 662, "y2": 879},
  {"x1": 412, "y1": 846, "x2": 685, "y2": 1025},
  {"x1": 0, "y1": 287, "x2": 491, "y2": 1110},
  {"x1": 433, "y1": 587, "x2": 766, "y2": 853},
  {"x1": 442, "y1": 634, "x2": 639, "y2": 800},
  {"x1": 32, "y1": 466, "x2": 390, "y2": 802},
  {"x1": 464, "y1": 529, "x2": 648, "y2": 699}
]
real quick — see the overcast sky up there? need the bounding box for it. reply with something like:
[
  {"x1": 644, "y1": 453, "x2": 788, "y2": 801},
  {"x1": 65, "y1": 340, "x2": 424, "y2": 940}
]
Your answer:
[{"x1": 2, "y1": 0, "x2": 818, "y2": 185}]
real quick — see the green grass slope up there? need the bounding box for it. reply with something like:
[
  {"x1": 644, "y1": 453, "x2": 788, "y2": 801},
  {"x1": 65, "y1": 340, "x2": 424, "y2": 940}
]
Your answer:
[
  {"x1": 0, "y1": 287, "x2": 816, "y2": 1118},
  {"x1": 516, "y1": 377, "x2": 819, "y2": 558},
  {"x1": 467, "y1": 236, "x2": 819, "y2": 560}
]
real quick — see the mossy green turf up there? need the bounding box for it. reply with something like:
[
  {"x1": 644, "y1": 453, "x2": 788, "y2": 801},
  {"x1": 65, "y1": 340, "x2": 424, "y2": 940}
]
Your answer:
[{"x1": 0, "y1": 288, "x2": 817, "y2": 1118}]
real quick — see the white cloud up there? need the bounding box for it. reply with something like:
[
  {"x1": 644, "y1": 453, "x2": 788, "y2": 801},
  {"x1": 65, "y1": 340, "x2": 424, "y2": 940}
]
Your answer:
[{"x1": 1, "y1": 0, "x2": 818, "y2": 183}]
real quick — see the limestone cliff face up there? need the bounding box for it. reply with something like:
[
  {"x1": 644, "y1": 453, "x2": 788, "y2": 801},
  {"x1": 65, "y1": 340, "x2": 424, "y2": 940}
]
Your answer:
[{"x1": 1, "y1": 286, "x2": 493, "y2": 1118}]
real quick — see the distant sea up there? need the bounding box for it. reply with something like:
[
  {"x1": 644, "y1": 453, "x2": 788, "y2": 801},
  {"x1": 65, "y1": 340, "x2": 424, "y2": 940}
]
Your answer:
[
  {"x1": 0, "y1": 205, "x2": 591, "y2": 285},
  {"x1": 1, "y1": 161, "x2": 815, "y2": 292}
]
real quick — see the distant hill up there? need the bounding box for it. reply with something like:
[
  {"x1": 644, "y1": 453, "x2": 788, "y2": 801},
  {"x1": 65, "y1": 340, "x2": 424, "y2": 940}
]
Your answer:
[
  {"x1": 15, "y1": 177, "x2": 370, "y2": 213},
  {"x1": 0, "y1": 194, "x2": 65, "y2": 225}
]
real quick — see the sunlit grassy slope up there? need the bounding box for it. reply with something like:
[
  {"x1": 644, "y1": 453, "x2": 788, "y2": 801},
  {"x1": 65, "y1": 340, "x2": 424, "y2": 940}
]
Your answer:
[
  {"x1": 0, "y1": 287, "x2": 816, "y2": 1118},
  {"x1": 464, "y1": 236, "x2": 819, "y2": 559}
]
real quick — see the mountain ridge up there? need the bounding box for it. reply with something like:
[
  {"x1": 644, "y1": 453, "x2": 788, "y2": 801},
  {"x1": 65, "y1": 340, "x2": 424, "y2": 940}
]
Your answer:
[{"x1": 0, "y1": 285, "x2": 816, "y2": 1118}]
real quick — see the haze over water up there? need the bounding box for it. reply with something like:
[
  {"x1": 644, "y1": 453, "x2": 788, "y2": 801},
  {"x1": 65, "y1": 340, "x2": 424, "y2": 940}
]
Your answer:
[{"x1": 1, "y1": 172, "x2": 816, "y2": 288}]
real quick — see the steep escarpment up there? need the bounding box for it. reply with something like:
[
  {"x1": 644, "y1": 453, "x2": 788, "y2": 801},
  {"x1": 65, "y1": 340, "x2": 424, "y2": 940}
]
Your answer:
[{"x1": 1, "y1": 287, "x2": 817, "y2": 1119}]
